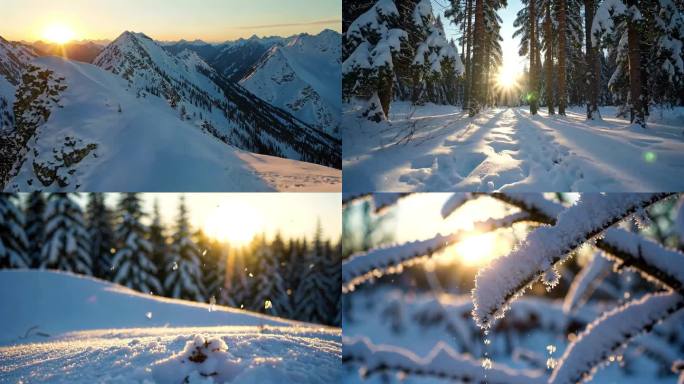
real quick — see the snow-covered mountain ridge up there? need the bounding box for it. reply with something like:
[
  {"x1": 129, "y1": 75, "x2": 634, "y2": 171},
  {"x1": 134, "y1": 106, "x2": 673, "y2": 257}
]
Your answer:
[
  {"x1": 240, "y1": 29, "x2": 341, "y2": 135},
  {"x1": 0, "y1": 34, "x2": 341, "y2": 191},
  {"x1": 93, "y1": 31, "x2": 340, "y2": 167}
]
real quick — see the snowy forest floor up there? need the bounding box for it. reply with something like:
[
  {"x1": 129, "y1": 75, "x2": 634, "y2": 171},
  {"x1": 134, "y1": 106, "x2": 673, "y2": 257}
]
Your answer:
[
  {"x1": 0, "y1": 270, "x2": 341, "y2": 383},
  {"x1": 343, "y1": 102, "x2": 684, "y2": 192}
]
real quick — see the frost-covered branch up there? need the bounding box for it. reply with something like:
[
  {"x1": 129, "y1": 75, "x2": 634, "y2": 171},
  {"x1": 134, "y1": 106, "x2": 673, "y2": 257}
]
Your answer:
[
  {"x1": 474, "y1": 211, "x2": 534, "y2": 232},
  {"x1": 473, "y1": 193, "x2": 674, "y2": 328},
  {"x1": 563, "y1": 253, "x2": 613, "y2": 314},
  {"x1": 342, "y1": 232, "x2": 463, "y2": 292},
  {"x1": 441, "y1": 193, "x2": 474, "y2": 218},
  {"x1": 550, "y1": 292, "x2": 684, "y2": 384},
  {"x1": 488, "y1": 193, "x2": 565, "y2": 224},
  {"x1": 343, "y1": 337, "x2": 546, "y2": 384},
  {"x1": 598, "y1": 228, "x2": 684, "y2": 292},
  {"x1": 342, "y1": 193, "x2": 413, "y2": 214}
]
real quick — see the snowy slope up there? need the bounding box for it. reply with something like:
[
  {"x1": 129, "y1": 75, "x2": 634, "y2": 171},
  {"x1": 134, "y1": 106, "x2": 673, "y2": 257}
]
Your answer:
[
  {"x1": 4, "y1": 56, "x2": 273, "y2": 192},
  {"x1": 0, "y1": 270, "x2": 341, "y2": 383},
  {"x1": 343, "y1": 102, "x2": 684, "y2": 192},
  {"x1": 93, "y1": 31, "x2": 340, "y2": 168},
  {"x1": 3, "y1": 56, "x2": 340, "y2": 192},
  {"x1": 240, "y1": 30, "x2": 341, "y2": 136}
]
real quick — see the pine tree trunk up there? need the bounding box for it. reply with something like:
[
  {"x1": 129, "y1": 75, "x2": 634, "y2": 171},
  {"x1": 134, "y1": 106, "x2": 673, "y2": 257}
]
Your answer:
[
  {"x1": 626, "y1": 0, "x2": 645, "y2": 127},
  {"x1": 557, "y1": 0, "x2": 567, "y2": 115},
  {"x1": 529, "y1": 0, "x2": 539, "y2": 115},
  {"x1": 378, "y1": 68, "x2": 393, "y2": 118},
  {"x1": 464, "y1": 0, "x2": 473, "y2": 109},
  {"x1": 544, "y1": 2, "x2": 555, "y2": 115},
  {"x1": 470, "y1": 0, "x2": 485, "y2": 116},
  {"x1": 584, "y1": 0, "x2": 600, "y2": 119}
]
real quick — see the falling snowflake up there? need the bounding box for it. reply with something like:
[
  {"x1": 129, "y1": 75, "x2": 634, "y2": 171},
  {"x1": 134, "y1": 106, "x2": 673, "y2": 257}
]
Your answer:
[
  {"x1": 145, "y1": 312, "x2": 152, "y2": 320},
  {"x1": 202, "y1": 249, "x2": 207, "y2": 256},
  {"x1": 265, "y1": 300, "x2": 273, "y2": 310},
  {"x1": 484, "y1": 338, "x2": 491, "y2": 345},
  {"x1": 546, "y1": 344, "x2": 556, "y2": 354},
  {"x1": 249, "y1": 272, "x2": 254, "y2": 278},
  {"x1": 172, "y1": 262, "x2": 178, "y2": 271}
]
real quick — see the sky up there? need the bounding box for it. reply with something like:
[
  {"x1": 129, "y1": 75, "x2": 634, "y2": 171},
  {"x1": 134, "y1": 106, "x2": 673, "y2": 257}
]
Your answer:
[
  {"x1": 80, "y1": 193, "x2": 342, "y2": 244},
  {"x1": 0, "y1": 0, "x2": 341, "y2": 43},
  {"x1": 432, "y1": 0, "x2": 527, "y2": 78}
]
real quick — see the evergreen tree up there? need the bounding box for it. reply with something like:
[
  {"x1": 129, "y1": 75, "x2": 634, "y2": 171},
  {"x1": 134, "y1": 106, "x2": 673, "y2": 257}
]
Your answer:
[
  {"x1": 86, "y1": 193, "x2": 115, "y2": 280},
  {"x1": 41, "y1": 193, "x2": 91, "y2": 275},
  {"x1": 149, "y1": 199, "x2": 168, "y2": 287},
  {"x1": 293, "y1": 223, "x2": 334, "y2": 324},
  {"x1": 196, "y1": 229, "x2": 226, "y2": 303},
  {"x1": 343, "y1": 0, "x2": 408, "y2": 120},
  {"x1": 164, "y1": 195, "x2": 203, "y2": 301},
  {"x1": 0, "y1": 194, "x2": 28, "y2": 268},
  {"x1": 251, "y1": 234, "x2": 291, "y2": 317},
  {"x1": 24, "y1": 192, "x2": 46, "y2": 267},
  {"x1": 111, "y1": 193, "x2": 161, "y2": 293}
]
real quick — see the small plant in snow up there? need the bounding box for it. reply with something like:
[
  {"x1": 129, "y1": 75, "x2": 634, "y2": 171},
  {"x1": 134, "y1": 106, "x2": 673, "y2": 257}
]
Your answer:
[{"x1": 151, "y1": 334, "x2": 243, "y2": 383}]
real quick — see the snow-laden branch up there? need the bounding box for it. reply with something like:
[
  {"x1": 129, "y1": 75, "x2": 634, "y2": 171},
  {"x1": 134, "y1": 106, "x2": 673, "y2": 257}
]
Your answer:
[
  {"x1": 550, "y1": 292, "x2": 684, "y2": 384},
  {"x1": 342, "y1": 193, "x2": 412, "y2": 214},
  {"x1": 474, "y1": 211, "x2": 534, "y2": 232},
  {"x1": 473, "y1": 193, "x2": 674, "y2": 329},
  {"x1": 598, "y1": 228, "x2": 684, "y2": 292},
  {"x1": 342, "y1": 232, "x2": 462, "y2": 292},
  {"x1": 488, "y1": 193, "x2": 565, "y2": 224},
  {"x1": 563, "y1": 252, "x2": 613, "y2": 314},
  {"x1": 441, "y1": 193, "x2": 474, "y2": 218},
  {"x1": 343, "y1": 337, "x2": 546, "y2": 384}
]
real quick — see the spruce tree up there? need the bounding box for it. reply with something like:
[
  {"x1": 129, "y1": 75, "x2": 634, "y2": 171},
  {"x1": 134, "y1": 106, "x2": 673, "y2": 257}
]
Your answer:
[
  {"x1": 196, "y1": 229, "x2": 225, "y2": 303},
  {"x1": 41, "y1": 193, "x2": 91, "y2": 274},
  {"x1": 164, "y1": 195, "x2": 203, "y2": 301},
  {"x1": 293, "y1": 223, "x2": 334, "y2": 324},
  {"x1": 24, "y1": 192, "x2": 46, "y2": 267},
  {"x1": 251, "y1": 235, "x2": 291, "y2": 317},
  {"x1": 111, "y1": 193, "x2": 161, "y2": 293},
  {"x1": 0, "y1": 193, "x2": 28, "y2": 268},
  {"x1": 149, "y1": 199, "x2": 168, "y2": 288},
  {"x1": 86, "y1": 193, "x2": 115, "y2": 280}
]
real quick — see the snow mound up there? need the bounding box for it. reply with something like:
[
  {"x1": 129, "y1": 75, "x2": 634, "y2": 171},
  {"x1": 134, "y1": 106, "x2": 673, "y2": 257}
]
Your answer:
[
  {"x1": 0, "y1": 269, "x2": 288, "y2": 344},
  {"x1": 151, "y1": 334, "x2": 244, "y2": 383}
]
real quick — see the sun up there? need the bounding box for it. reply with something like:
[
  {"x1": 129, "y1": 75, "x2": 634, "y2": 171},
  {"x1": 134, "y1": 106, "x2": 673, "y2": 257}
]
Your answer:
[
  {"x1": 42, "y1": 23, "x2": 76, "y2": 44},
  {"x1": 203, "y1": 201, "x2": 263, "y2": 245},
  {"x1": 496, "y1": 64, "x2": 520, "y2": 90},
  {"x1": 453, "y1": 232, "x2": 502, "y2": 267}
]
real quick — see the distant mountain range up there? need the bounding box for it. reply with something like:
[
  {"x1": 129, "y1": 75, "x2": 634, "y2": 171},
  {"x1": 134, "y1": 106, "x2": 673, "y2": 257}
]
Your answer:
[{"x1": 0, "y1": 31, "x2": 341, "y2": 191}]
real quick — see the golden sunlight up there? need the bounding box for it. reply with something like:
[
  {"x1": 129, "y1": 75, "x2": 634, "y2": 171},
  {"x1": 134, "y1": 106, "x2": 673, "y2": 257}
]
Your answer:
[
  {"x1": 203, "y1": 201, "x2": 263, "y2": 245},
  {"x1": 453, "y1": 232, "x2": 501, "y2": 267},
  {"x1": 42, "y1": 23, "x2": 76, "y2": 44},
  {"x1": 496, "y1": 64, "x2": 520, "y2": 90}
]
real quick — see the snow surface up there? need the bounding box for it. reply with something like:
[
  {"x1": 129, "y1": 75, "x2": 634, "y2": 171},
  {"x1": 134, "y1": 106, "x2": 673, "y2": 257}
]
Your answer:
[
  {"x1": 343, "y1": 103, "x2": 684, "y2": 192},
  {"x1": 0, "y1": 270, "x2": 341, "y2": 383},
  {"x1": 235, "y1": 151, "x2": 341, "y2": 192},
  {"x1": 4, "y1": 56, "x2": 339, "y2": 192}
]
